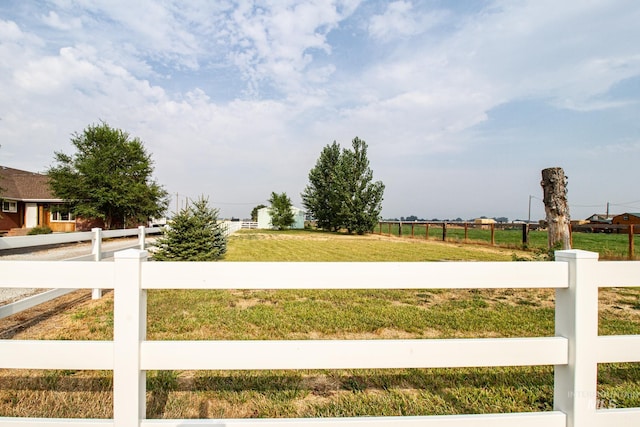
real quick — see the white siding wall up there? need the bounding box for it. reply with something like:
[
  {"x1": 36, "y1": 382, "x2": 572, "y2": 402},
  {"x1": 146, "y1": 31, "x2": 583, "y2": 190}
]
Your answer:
[{"x1": 257, "y1": 206, "x2": 305, "y2": 229}]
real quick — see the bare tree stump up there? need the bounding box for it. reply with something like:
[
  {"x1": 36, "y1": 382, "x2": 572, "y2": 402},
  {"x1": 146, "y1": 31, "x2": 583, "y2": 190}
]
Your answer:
[{"x1": 541, "y1": 167, "x2": 571, "y2": 250}]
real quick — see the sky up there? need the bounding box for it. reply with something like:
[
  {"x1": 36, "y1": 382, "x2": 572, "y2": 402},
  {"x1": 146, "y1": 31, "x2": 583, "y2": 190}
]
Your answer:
[{"x1": 1, "y1": 0, "x2": 639, "y2": 221}]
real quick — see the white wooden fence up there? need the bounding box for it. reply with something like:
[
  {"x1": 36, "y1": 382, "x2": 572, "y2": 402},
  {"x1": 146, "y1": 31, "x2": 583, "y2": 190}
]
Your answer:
[
  {"x1": 0, "y1": 227, "x2": 156, "y2": 319},
  {"x1": 0, "y1": 226, "x2": 163, "y2": 252},
  {"x1": 1, "y1": 250, "x2": 640, "y2": 426}
]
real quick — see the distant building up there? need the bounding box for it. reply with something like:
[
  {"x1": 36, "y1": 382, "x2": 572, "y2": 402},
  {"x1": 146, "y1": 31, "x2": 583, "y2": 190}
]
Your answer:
[
  {"x1": 612, "y1": 213, "x2": 640, "y2": 233},
  {"x1": 257, "y1": 206, "x2": 305, "y2": 229},
  {"x1": 474, "y1": 217, "x2": 496, "y2": 230},
  {"x1": 585, "y1": 213, "x2": 614, "y2": 224}
]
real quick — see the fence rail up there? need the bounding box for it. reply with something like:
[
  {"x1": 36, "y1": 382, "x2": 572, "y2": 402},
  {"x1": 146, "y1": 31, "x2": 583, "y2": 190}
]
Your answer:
[
  {"x1": 0, "y1": 225, "x2": 163, "y2": 252},
  {"x1": 1, "y1": 251, "x2": 640, "y2": 426}
]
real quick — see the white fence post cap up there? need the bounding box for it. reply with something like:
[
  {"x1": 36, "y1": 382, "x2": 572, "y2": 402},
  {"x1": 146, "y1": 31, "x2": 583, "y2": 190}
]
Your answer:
[
  {"x1": 114, "y1": 248, "x2": 148, "y2": 259},
  {"x1": 555, "y1": 249, "x2": 599, "y2": 260}
]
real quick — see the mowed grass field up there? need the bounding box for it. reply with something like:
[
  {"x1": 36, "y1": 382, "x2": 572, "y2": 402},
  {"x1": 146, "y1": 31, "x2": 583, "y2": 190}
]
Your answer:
[{"x1": 1, "y1": 229, "x2": 640, "y2": 419}]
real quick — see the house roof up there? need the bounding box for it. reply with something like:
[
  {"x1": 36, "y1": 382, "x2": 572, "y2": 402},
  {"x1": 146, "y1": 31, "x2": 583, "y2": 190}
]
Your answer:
[
  {"x1": 0, "y1": 166, "x2": 60, "y2": 201},
  {"x1": 614, "y1": 213, "x2": 640, "y2": 218},
  {"x1": 586, "y1": 213, "x2": 614, "y2": 222}
]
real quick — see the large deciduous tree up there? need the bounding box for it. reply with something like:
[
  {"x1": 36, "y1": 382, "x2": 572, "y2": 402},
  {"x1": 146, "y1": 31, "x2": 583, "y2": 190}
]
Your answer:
[
  {"x1": 302, "y1": 137, "x2": 385, "y2": 234},
  {"x1": 268, "y1": 192, "x2": 295, "y2": 230},
  {"x1": 48, "y1": 122, "x2": 169, "y2": 229}
]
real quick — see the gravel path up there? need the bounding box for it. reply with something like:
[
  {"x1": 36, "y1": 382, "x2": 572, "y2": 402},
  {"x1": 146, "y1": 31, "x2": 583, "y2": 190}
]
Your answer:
[{"x1": 0, "y1": 237, "x2": 155, "y2": 305}]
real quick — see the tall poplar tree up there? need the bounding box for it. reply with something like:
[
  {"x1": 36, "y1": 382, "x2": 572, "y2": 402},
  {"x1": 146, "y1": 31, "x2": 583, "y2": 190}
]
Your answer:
[
  {"x1": 302, "y1": 137, "x2": 384, "y2": 234},
  {"x1": 301, "y1": 141, "x2": 343, "y2": 231},
  {"x1": 341, "y1": 137, "x2": 385, "y2": 234}
]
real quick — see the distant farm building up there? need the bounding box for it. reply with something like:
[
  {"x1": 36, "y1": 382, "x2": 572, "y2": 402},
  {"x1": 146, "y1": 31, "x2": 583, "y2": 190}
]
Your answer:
[
  {"x1": 257, "y1": 206, "x2": 305, "y2": 230},
  {"x1": 585, "y1": 213, "x2": 614, "y2": 224},
  {"x1": 613, "y1": 213, "x2": 640, "y2": 233},
  {"x1": 474, "y1": 217, "x2": 496, "y2": 229}
]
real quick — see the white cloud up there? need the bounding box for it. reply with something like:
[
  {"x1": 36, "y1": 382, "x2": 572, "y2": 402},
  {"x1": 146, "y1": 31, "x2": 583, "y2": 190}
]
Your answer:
[
  {"x1": 224, "y1": 0, "x2": 360, "y2": 95},
  {"x1": 368, "y1": 1, "x2": 447, "y2": 41},
  {"x1": 42, "y1": 10, "x2": 82, "y2": 30}
]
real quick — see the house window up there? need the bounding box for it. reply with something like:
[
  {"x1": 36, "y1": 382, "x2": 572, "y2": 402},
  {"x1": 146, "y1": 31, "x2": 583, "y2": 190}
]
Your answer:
[
  {"x1": 1, "y1": 200, "x2": 17, "y2": 213},
  {"x1": 623, "y1": 215, "x2": 629, "y2": 221},
  {"x1": 50, "y1": 205, "x2": 75, "y2": 222}
]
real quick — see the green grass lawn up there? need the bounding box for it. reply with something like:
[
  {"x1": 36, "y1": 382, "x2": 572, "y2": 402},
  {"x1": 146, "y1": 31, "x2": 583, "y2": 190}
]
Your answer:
[{"x1": 2, "y1": 229, "x2": 639, "y2": 419}]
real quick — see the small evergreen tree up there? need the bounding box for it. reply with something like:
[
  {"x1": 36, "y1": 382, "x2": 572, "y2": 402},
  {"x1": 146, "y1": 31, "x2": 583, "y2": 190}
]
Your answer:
[
  {"x1": 153, "y1": 196, "x2": 226, "y2": 261},
  {"x1": 268, "y1": 192, "x2": 295, "y2": 230}
]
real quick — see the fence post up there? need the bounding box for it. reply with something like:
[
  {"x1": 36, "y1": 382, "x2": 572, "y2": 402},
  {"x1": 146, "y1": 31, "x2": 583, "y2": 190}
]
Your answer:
[
  {"x1": 91, "y1": 228, "x2": 103, "y2": 299},
  {"x1": 442, "y1": 222, "x2": 447, "y2": 241},
  {"x1": 425, "y1": 223, "x2": 429, "y2": 240},
  {"x1": 490, "y1": 223, "x2": 495, "y2": 246},
  {"x1": 113, "y1": 249, "x2": 148, "y2": 427},
  {"x1": 554, "y1": 249, "x2": 600, "y2": 427},
  {"x1": 138, "y1": 225, "x2": 146, "y2": 250},
  {"x1": 629, "y1": 225, "x2": 635, "y2": 260}
]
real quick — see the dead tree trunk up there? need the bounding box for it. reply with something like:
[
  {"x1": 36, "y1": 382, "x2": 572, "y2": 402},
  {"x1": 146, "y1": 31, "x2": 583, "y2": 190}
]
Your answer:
[{"x1": 541, "y1": 167, "x2": 571, "y2": 250}]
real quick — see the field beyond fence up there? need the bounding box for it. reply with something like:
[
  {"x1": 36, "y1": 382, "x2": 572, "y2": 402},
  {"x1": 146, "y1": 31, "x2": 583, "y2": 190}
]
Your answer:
[{"x1": 377, "y1": 221, "x2": 639, "y2": 260}]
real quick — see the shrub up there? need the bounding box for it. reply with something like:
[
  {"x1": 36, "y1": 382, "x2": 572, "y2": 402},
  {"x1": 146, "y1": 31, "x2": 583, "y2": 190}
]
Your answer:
[{"x1": 27, "y1": 225, "x2": 53, "y2": 235}]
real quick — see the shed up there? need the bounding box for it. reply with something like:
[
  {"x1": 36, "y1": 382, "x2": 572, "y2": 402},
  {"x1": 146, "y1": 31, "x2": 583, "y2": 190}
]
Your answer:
[{"x1": 257, "y1": 206, "x2": 305, "y2": 230}]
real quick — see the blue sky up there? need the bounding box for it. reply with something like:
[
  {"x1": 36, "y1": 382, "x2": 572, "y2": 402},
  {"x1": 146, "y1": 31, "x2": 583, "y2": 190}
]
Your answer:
[{"x1": 1, "y1": 0, "x2": 639, "y2": 221}]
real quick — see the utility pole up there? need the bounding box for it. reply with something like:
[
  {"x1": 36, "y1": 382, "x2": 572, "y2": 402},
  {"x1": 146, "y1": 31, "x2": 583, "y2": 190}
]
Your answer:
[
  {"x1": 528, "y1": 195, "x2": 532, "y2": 224},
  {"x1": 606, "y1": 202, "x2": 610, "y2": 217}
]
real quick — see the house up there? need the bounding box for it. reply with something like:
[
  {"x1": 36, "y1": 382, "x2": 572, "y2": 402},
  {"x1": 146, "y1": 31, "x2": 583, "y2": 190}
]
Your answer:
[
  {"x1": 0, "y1": 166, "x2": 77, "y2": 234},
  {"x1": 612, "y1": 213, "x2": 640, "y2": 233},
  {"x1": 257, "y1": 206, "x2": 305, "y2": 230}
]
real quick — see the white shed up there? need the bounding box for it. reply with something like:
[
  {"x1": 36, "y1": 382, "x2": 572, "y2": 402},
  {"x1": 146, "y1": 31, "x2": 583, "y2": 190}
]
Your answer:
[{"x1": 257, "y1": 206, "x2": 305, "y2": 229}]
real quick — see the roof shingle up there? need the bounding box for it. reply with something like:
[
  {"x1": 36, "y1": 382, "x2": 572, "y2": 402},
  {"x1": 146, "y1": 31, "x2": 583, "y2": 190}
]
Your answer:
[{"x1": 0, "y1": 166, "x2": 58, "y2": 201}]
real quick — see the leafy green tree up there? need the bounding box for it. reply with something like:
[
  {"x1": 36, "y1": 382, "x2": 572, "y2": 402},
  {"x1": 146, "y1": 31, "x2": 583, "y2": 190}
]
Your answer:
[
  {"x1": 48, "y1": 122, "x2": 169, "y2": 229},
  {"x1": 268, "y1": 192, "x2": 295, "y2": 230},
  {"x1": 301, "y1": 141, "x2": 344, "y2": 231},
  {"x1": 153, "y1": 196, "x2": 227, "y2": 261},
  {"x1": 340, "y1": 137, "x2": 385, "y2": 234},
  {"x1": 302, "y1": 137, "x2": 384, "y2": 234},
  {"x1": 251, "y1": 204, "x2": 267, "y2": 221}
]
